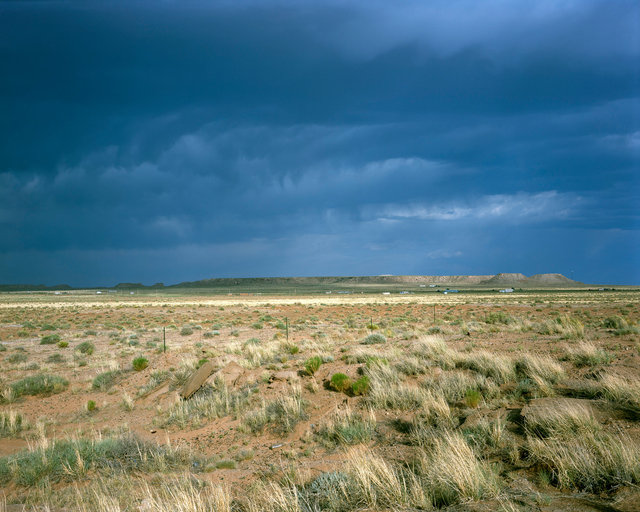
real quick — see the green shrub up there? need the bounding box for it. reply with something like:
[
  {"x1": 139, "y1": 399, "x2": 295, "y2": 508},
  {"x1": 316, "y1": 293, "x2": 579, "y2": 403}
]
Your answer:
[
  {"x1": 92, "y1": 370, "x2": 123, "y2": 391},
  {"x1": 603, "y1": 316, "x2": 627, "y2": 330},
  {"x1": 57, "y1": 341, "x2": 68, "y2": 348},
  {"x1": 215, "y1": 460, "x2": 236, "y2": 469},
  {"x1": 132, "y1": 357, "x2": 149, "y2": 371},
  {"x1": 351, "y1": 375, "x2": 371, "y2": 396},
  {"x1": 10, "y1": 375, "x2": 68, "y2": 398},
  {"x1": 40, "y1": 334, "x2": 60, "y2": 345},
  {"x1": 196, "y1": 358, "x2": 209, "y2": 369},
  {"x1": 0, "y1": 435, "x2": 193, "y2": 487},
  {"x1": 329, "y1": 373, "x2": 352, "y2": 393},
  {"x1": 252, "y1": 322, "x2": 263, "y2": 330},
  {"x1": 76, "y1": 342, "x2": 94, "y2": 355},
  {"x1": 465, "y1": 389, "x2": 482, "y2": 408},
  {"x1": 46, "y1": 353, "x2": 65, "y2": 364},
  {"x1": 242, "y1": 390, "x2": 308, "y2": 434},
  {"x1": 86, "y1": 400, "x2": 97, "y2": 412},
  {"x1": 0, "y1": 344, "x2": 6, "y2": 352},
  {"x1": 5, "y1": 353, "x2": 27, "y2": 364},
  {"x1": 363, "y1": 333, "x2": 387, "y2": 345},
  {"x1": 317, "y1": 408, "x2": 376, "y2": 446},
  {"x1": 180, "y1": 326, "x2": 193, "y2": 336},
  {"x1": 484, "y1": 312, "x2": 512, "y2": 325},
  {"x1": 304, "y1": 356, "x2": 323, "y2": 376}
]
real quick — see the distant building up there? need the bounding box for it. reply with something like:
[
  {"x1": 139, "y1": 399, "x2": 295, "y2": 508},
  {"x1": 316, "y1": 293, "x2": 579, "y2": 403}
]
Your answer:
[{"x1": 499, "y1": 288, "x2": 514, "y2": 293}]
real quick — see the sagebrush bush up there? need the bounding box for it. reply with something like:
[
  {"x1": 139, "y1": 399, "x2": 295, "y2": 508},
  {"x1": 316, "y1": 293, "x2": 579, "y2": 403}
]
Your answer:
[
  {"x1": 317, "y1": 407, "x2": 376, "y2": 447},
  {"x1": 92, "y1": 370, "x2": 123, "y2": 391},
  {"x1": 40, "y1": 334, "x2": 61, "y2": 345},
  {"x1": 10, "y1": 374, "x2": 68, "y2": 398},
  {"x1": 242, "y1": 386, "x2": 308, "y2": 434},
  {"x1": 76, "y1": 341, "x2": 95, "y2": 355},
  {"x1": 0, "y1": 435, "x2": 194, "y2": 487},
  {"x1": 5, "y1": 353, "x2": 27, "y2": 364},
  {"x1": 363, "y1": 333, "x2": 387, "y2": 345}
]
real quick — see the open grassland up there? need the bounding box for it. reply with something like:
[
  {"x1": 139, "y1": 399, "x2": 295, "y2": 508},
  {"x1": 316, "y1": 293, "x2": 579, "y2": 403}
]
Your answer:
[{"x1": 0, "y1": 290, "x2": 638, "y2": 510}]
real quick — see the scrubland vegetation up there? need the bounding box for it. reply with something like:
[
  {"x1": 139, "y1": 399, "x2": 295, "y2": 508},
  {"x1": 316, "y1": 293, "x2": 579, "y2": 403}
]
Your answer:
[{"x1": 0, "y1": 290, "x2": 637, "y2": 510}]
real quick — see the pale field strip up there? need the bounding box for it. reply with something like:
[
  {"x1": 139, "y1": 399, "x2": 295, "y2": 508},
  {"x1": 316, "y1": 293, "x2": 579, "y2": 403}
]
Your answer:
[{"x1": 0, "y1": 291, "x2": 637, "y2": 309}]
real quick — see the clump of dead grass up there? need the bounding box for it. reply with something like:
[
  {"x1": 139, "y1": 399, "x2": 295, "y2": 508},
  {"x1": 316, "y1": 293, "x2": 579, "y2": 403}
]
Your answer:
[
  {"x1": 528, "y1": 430, "x2": 640, "y2": 492},
  {"x1": 566, "y1": 342, "x2": 613, "y2": 367}
]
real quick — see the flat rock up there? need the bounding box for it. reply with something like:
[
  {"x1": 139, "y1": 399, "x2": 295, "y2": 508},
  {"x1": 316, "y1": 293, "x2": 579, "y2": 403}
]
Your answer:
[
  {"x1": 215, "y1": 361, "x2": 246, "y2": 387},
  {"x1": 179, "y1": 361, "x2": 217, "y2": 399},
  {"x1": 271, "y1": 370, "x2": 299, "y2": 382}
]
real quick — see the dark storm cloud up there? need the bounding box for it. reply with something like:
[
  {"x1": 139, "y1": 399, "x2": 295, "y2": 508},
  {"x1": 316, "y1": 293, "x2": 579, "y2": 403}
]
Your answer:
[{"x1": 0, "y1": 0, "x2": 638, "y2": 285}]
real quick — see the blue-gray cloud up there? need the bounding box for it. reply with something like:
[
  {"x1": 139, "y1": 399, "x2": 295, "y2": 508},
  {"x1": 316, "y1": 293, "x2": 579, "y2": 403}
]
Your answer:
[{"x1": 0, "y1": 0, "x2": 638, "y2": 285}]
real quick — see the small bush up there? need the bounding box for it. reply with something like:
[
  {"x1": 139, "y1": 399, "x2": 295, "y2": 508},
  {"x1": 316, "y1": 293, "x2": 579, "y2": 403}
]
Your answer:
[
  {"x1": 86, "y1": 400, "x2": 97, "y2": 412},
  {"x1": 304, "y1": 356, "x2": 323, "y2": 376},
  {"x1": 164, "y1": 378, "x2": 253, "y2": 428},
  {"x1": 10, "y1": 375, "x2": 68, "y2": 398},
  {"x1": 132, "y1": 357, "x2": 149, "y2": 371},
  {"x1": 317, "y1": 407, "x2": 376, "y2": 446},
  {"x1": 282, "y1": 342, "x2": 299, "y2": 355},
  {"x1": 0, "y1": 344, "x2": 6, "y2": 352},
  {"x1": 76, "y1": 341, "x2": 94, "y2": 355},
  {"x1": 329, "y1": 373, "x2": 352, "y2": 393},
  {"x1": 5, "y1": 353, "x2": 27, "y2": 364},
  {"x1": 351, "y1": 375, "x2": 371, "y2": 396},
  {"x1": 57, "y1": 341, "x2": 68, "y2": 348},
  {"x1": 252, "y1": 322, "x2": 263, "y2": 330},
  {"x1": 567, "y1": 342, "x2": 612, "y2": 367},
  {"x1": 180, "y1": 326, "x2": 194, "y2": 336},
  {"x1": 242, "y1": 386, "x2": 308, "y2": 434},
  {"x1": 40, "y1": 334, "x2": 61, "y2": 345},
  {"x1": 603, "y1": 315, "x2": 627, "y2": 330},
  {"x1": 0, "y1": 410, "x2": 26, "y2": 437},
  {"x1": 465, "y1": 389, "x2": 482, "y2": 408},
  {"x1": 363, "y1": 333, "x2": 387, "y2": 345},
  {"x1": 46, "y1": 353, "x2": 65, "y2": 364},
  {"x1": 0, "y1": 434, "x2": 194, "y2": 487},
  {"x1": 484, "y1": 312, "x2": 512, "y2": 325},
  {"x1": 92, "y1": 370, "x2": 123, "y2": 391}
]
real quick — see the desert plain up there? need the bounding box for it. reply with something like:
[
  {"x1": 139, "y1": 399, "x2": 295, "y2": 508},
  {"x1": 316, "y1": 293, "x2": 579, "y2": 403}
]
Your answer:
[{"x1": 0, "y1": 288, "x2": 638, "y2": 511}]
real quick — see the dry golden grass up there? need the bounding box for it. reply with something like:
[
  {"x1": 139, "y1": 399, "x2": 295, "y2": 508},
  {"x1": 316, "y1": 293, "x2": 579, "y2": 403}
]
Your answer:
[{"x1": 528, "y1": 430, "x2": 640, "y2": 492}]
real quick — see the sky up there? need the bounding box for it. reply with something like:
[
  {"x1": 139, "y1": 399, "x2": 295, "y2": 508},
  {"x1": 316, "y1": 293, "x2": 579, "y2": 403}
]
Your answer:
[{"x1": 0, "y1": 0, "x2": 638, "y2": 286}]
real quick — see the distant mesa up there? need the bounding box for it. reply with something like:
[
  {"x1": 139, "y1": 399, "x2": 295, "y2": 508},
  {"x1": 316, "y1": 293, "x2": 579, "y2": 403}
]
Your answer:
[
  {"x1": 479, "y1": 273, "x2": 528, "y2": 285},
  {"x1": 0, "y1": 272, "x2": 585, "y2": 292},
  {"x1": 479, "y1": 273, "x2": 581, "y2": 287}
]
